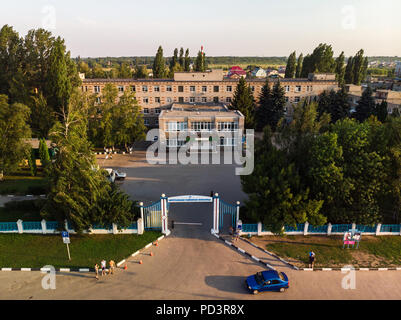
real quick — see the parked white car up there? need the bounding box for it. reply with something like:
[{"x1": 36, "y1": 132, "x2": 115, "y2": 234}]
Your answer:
[
  {"x1": 114, "y1": 170, "x2": 127, "y2": 180},
  {"x1": 104, "y1": 168, "x2": 116, "y2": 183}
]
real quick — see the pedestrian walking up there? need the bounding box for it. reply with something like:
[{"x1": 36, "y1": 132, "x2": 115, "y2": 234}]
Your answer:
[
  {"x1": 101, "y1": 259, "x2": 107, "y2": 276},
  {"x1": 109, "y1": 260, "x2": 115, "y2": 275},
  {"x1": 94, "y1": 263, "x2": 99, "y2": 280},
  {"x1": 309, "y1": 251, "x2": 315, "y2": 269}
]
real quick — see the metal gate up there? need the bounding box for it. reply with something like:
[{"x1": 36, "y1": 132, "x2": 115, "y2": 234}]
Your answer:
[
  {"x1": 219, "y1": 200, "x2": 237, "y2": 232},
  {"x1": 143, "y1": 201, "x2": 162, "y2": 230}
]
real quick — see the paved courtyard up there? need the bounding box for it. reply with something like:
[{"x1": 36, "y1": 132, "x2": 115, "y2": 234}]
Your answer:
[{"x1": 1, "y1": 152, "x2": 401, "y2": 300}]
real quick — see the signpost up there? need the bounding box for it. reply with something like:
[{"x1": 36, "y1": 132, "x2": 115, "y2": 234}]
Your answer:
[{"x1": 61, "y1": 231, "x2": 71, "y2": 260}]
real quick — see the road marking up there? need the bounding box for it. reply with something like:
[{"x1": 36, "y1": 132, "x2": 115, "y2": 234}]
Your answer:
[{"x1": 173, "y1": 222, "x2": 203, "y2": 226}]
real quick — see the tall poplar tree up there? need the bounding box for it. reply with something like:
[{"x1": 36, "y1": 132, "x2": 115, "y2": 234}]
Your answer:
[
  {"x1": 335, "y1": 52, "x2": 345, "y2": 86},
  {"x1": 179, "y1": 47, "x2": 184, "y2": 68},
  {"x1": 355, "y1": 86, "x2": 376, "y2": 122},
  {"x1": 285, "y1": 51, "x2": 297, "y2": 78},
  {"x1": 344, "y1": 57, "x2": 354, "y2": 84},
  {"x1": 184, "y1": 49, "x2": 190, "y2": 71},
  {"x1": 152, "y1": 46, "x2": 166, "y2": 78},
  {"x1": 295, "y1": 53, "x2": 303, "y2": 78}
]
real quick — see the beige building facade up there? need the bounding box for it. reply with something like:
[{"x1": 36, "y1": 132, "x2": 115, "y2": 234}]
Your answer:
[{"x1": 81, "y1": 70, "x2": 339, "y2": 127}]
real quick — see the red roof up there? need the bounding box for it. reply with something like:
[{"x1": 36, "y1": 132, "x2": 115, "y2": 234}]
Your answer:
[{"x1": 228, "y1": 66, "x2": 246, "y2": 76}]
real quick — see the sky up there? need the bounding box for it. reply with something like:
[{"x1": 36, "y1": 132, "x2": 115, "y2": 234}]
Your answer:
[{"x1": 1, "y1": 0, "x2": 401, "y2": 58}]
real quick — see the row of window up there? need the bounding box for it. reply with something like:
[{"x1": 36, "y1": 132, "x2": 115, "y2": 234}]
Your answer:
[
  {"x1": 166, "y1": 138, "x2": 239, "y2": 147},
  {"x1": 165, "y1": 121, "x2": 239, "y2": 132},
  {"x1": 142, "y1": 96, "x2": 232, "y2": 104},
  {"x1": 87, "y1": 84, "x2": 314, "y2": 94}
]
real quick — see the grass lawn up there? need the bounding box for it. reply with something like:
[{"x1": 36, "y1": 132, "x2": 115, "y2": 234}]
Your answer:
[
  {"x1": 249, "y1": 235, "x2": 401, "y2": 268},
  {"x1": 0, "y1": 175, "x2": 48, "y2": 195},
  {"x1": 0, "y1": 232, "x2": 162, "y2": 269}
]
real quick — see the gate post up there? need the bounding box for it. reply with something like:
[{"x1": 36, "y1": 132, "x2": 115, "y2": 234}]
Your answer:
[
  {"x1": 236, "y1": 202, "x2": 240, "y2": 228},
  {"x1": 212, "y1": 193, "x2": 220, "y2": 234},
  {"x1": 161, "y1": 194, "x2": 170, "y2": 236},
  {"x1": 138, "y1": 202, "x2": 144, "y2": 234}
]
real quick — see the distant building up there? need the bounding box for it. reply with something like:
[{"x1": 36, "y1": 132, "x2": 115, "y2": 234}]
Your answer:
[
  {"x1": 251, "y1": 67, "x2": 267, "y2": 78},
  {"x1": 395, "y1": 62, "x2": 401, "y2": 78},
  {"x1": 227, "y1": 66, "x2": 247, "y2": 79}
]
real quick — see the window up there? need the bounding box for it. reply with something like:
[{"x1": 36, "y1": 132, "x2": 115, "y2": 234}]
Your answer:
[
  {"x1": 155, "y1": 118, "x2": 159, "y2": 125},
  {"x1": 94, "y1": 86, "x2": 101, "y2": 93},
  {"x1": 178, "y1": 97, "x2": 184, "y2": 103},
  {"x1": 213, "y1": 97, "x2": 219, "y2": 103},
  {"x1": 190, "y1": 86, "x2": 196, "y2": 92},
  {"x1": 218, "y1": 122, "x2": 238, "y2": 131},
  {"x1": 219, "y1": 137, "x2": 238, "y2": 146},
  {"x1": 294, "y1": 96, "x2": 300, "y2": 102},
  {"x1": 143, "y1": 97, "x2": 149, "y2": 104},
  {"x1": 201, "y1": 97, "x2": 207, "y2": 102},
  {"x1": 178, "y1": 86, "x2": 184, "y2": 92},
  {"x1": 166, "y1": 85, "x2": 172, "y2": 92},
  {"x1": 284, "y1": 85, "x2": 290, "y2": 92},
  {"x1": 143, "y1": 108, "x2": 149, "y2": 114},
  {"x1": 191, "y1": 122, "x2": 214, "y2": 132},
  {"x1": 166, "y1": 122, "x2": 188, "y2": 132},
  {"x1": 155, "y1": 97, "x2": 161, "y2": 103},
  {"x1": 214, "y1": 86, "x2": 219, "y2": 92},
  {"x1": 226, "y1": 97, "x2": 232, "y2": 103},
  {"x1": 155, "y1": 108, "x2": 161, "y2": 114},
  {"x1": 144, "y1": 119, "x2": 149, "y2": 126},
  {"x1": 295, "y1": 86, "x2": 301, "y2": 92},
  {"x1": 142, "y1": 86, "x2": 148, "y2": 92},
  {"x1": 226, "y1": 86, "x2": 232, "y2": 92},
  {"x1": 202, "y1": 86, "x2": 207, "y2": 92},
  {"x1": 154, "y1": 86, "x2": 160, "y2": 92},
  {"x1": 190, "y1": 97, "x2": 195, "y2": 103},
  {"x1": 130, "y1": 85, "x2": 136, "y2": 92},
  {"x1": 118, "y1": 86, "x2": 124, "y2": 92},
  {"x1": 167, "y1": 97, "x2": 172, "y2": 103}
]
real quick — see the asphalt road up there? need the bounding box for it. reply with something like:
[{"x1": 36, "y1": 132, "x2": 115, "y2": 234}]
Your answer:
[{"x1": 1, "y1": 153, "x2": 401, "y2": 300}]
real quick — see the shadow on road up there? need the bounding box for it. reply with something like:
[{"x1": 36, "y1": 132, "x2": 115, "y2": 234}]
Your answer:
[{"x1": 204, "y1": 275, "x2": 249, "y2": 295}]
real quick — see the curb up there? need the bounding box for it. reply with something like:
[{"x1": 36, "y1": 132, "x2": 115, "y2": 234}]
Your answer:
[
  {"x1": 303, "y1": 267, "x2": 401, "y2": 271},
  {"x1": 212, "y1": 233, "x2": 276, "y2": 271},
  {"x1": 0, "y1": 235, "x2": 167, "y2": 273},
  {"x1": 240, "y1": 237, "x2": 299, "y2": 270}
]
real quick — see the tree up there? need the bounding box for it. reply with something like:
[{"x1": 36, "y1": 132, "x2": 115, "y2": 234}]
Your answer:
[
  {"x1": 335, "y1": 52, "x2": 345, "y2": 86},
  {"x1": 184, "y1": 49, "x2": 190, "y2": 71},
  {"x1": 295, "y1": 53, "x2": 303, "y2": 78},
  {"x1": 355, "y1": 86, "x2": 375, "y2": 122},
  {"x1": 27, "y1": 148, "x2": 37, "y2": 177},
  {"x1": 30, "y1": 92, "x2": 54, "y2": 138},
  {"x1": 285, "y1": 51, "x2": 297, "y2": 78},
  {"x1": 256, "y1": 79, "x2": 272, "y2": 131},
  {"x1": 194, "y1": 50, "x2": 206, "y2": 72},
  {"x1": 241, "y1": 126, "x2": 326, "y2": 234},
  {"x1": 117, "y1": 63, "x2": 132, "y2": 78},
  {"x1": 41, "y1": 90, "x2": 135, "y2": 231},
  {"x1": 353, "y1": 49, "x2": 366, "y2": 85},
  {"x1": 135, "y1": 64, "x2": 148, "y2": 79},
  {"x1": 0, "y1": 95, "x2": 31, "y2": 180},
  {"x1": 152, "y1": 46, "x2": 166, "y2": 78},
  {"x1": 39, "y1": 138, "x2": 51, "y2": 169},
  {"x1": 170, "y1": 48, "x2": 178, "y2": 70},
  {"x1": 179, "y1": 47, "x2": 184, "y2": 68},
  {"x1": 45, "y1": 37, "x2": 73, "y2": 117},
  {"x1": 374, "y1": 100, "x2": 388, "y2": 123},
  {"x1": 317, "y1": 87, "x2": 350, "y2": 123},
  {"x1": 300, "y1": 43, "x2": 335, "y2": 76},
  {"x1": 229, "y1": 77, "x2": 255, "y2": 129},
  {"x1": 344, "y1": 56, "x2": 354, "y2": 84}
]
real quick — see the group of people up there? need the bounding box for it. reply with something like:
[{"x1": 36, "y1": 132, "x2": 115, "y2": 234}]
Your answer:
[{"x1": 94, "y1": 259, "x2": 116, "y2": 280}]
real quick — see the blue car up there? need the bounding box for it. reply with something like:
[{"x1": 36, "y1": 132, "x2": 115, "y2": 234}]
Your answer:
[{"x1": 246, "y1": 270, "x2": 289, "y2": 294}]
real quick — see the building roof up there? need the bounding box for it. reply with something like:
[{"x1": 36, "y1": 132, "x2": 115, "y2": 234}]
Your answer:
[{"x1": 159, "y1": 103, "x2": 244, "y2": 118}]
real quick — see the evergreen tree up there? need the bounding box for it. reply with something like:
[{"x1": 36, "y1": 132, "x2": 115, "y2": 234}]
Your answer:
[
  {"x1": 317, "y1": 87, "x2": 350, "y2": 123},
  {"x1": 335, "y1": 52, "x2": 345, "y2": 86},
  {"x1": 184, "y1": 49, "x2": 190, "y2": 71},
  {"x1": 152, "y1": 46, "x2": 166, "y2": 78},
  {"x1": 39, "y1": 138, "x2": 51, "y2": 169},
  {"x1": 30, "y1": 92, "x2": 54, "y2": 138},
  {"x1": 355, "y1": 86, "x2": 376, "y2": 122},
  {"x1": 194, "y1": 50, "x2": 206, "y2": 72},
  {"x1": 256, "y1": 79, "x2": 272, "y2": 131},
  {"x1": 374, "y1": 100, "x2": 388, "y2": 123},
  {"x1": 285, "y1": 51, "x2": 297, "y2": 78},
  {"x1": 27, "y1": 148, "x2": 37, "y2": 177},
  {"x1": 295, "y1": 53, "x2": 303, "y2": 78},
  {"x1": 135, "y1": 65, "x2": 148, "y2": 79},
  {"x1": 229, "y1": 77, "x2": 255, "y2": 129}
]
